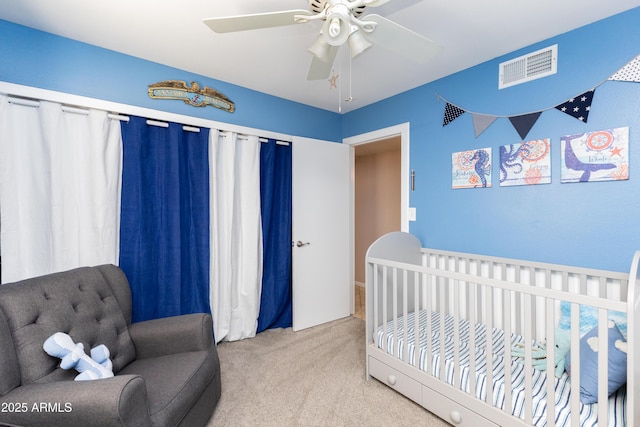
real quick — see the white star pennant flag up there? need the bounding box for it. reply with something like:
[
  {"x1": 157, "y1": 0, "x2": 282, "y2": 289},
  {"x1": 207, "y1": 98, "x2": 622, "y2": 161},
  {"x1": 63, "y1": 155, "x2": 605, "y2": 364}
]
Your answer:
[{"x1": 609, "y1": 54, "x2": 640, "y2": 83}]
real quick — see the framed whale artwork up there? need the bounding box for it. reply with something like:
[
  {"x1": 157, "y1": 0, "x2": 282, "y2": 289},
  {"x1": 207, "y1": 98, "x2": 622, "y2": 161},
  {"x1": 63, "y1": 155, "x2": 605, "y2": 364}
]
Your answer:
[{"x1": 560, "y1": 127, "x2": 629, "y2": 183}]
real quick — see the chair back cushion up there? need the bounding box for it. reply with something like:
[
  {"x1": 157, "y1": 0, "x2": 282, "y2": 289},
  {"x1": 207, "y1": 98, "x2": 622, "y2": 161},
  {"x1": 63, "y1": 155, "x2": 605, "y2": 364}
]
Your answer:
[{"x1": 0, "y1": 265, "x2": 136, "y2": 388}]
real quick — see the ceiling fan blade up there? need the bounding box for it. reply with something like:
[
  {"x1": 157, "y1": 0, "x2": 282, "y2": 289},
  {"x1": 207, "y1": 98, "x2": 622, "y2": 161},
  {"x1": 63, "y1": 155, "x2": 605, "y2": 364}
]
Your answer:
[
  {"x1": 204, "y1": 9, "x2": 313, "y2": 33},
  {"x1": 307, "y1": 46, "x2": 339, "y2": 80},
  {"x1": 364, "y1": 14, "x2": 443, "y2": 63}
]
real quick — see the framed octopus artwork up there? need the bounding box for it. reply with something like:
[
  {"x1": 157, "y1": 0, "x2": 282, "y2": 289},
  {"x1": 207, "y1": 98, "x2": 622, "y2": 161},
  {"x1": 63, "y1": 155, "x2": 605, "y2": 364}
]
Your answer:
[
  {"x1": 452, "y1": 147, "x2": 492, "y2": 189},
  {"x1": 499, "y1": 138, "x2": 551, "y2": 187}
]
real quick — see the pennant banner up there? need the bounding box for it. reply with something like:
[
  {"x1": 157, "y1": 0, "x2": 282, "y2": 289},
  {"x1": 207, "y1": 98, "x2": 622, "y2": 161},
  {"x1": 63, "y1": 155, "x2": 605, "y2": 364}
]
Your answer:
[
  {"x1": 508, "y1": 112, "x2": 542, "y2": 140},
  {"x1": 608, "y1": 54, "x2": 640, "y2": 83},
  {"x1": 443, "y1": 103, "x2": 465, "y2": 126},
  {"x1": 554, "y1": 89, "x2": 595, "y2": 123},
  {"x1": 471, "y1": 113, "x2": 498, "y2": 138},
  {"x1": 439, "y1": 52, "x2": 637, "y2": 139}
]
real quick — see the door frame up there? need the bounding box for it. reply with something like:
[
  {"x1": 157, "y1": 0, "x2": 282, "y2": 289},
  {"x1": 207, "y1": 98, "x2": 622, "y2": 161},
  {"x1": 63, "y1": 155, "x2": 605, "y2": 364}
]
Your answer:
[
  {"x1": 344, "y1": 122, "x2": 411, "y2": 232},
  {"x1": 343, "y1": 122, "x2": 411, "y2": 314}
]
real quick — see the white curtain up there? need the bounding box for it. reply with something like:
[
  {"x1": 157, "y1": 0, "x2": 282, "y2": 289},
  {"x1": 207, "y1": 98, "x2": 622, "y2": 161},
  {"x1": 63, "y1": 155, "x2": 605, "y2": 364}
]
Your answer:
[
  {"x1": 209, "y1": 130, "x2": 263, "y2": 343},
  {"x1": 0, "y1": 96, "x2": 122, "y2": 283}
]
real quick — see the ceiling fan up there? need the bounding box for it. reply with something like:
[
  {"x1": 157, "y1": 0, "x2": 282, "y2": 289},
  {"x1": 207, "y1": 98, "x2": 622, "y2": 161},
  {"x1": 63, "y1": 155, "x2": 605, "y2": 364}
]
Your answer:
[{"x1": 203, "y1": 0, "x2": 443, "y2": 80}]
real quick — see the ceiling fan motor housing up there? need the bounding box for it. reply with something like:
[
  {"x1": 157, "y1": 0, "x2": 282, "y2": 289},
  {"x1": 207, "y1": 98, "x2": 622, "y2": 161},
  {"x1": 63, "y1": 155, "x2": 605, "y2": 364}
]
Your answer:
[{"x1": 309, "y1": 0, "x2": 365, "y2": 17}]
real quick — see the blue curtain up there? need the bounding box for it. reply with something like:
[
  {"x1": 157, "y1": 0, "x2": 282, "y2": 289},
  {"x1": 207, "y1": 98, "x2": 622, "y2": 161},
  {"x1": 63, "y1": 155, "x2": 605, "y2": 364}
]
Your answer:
[
  {"x1": 257, "y1": 139, "x2": 292, "y2": 332},
  {"x1": 119, "y1": 116, "x2": 211, "y2": 322}
]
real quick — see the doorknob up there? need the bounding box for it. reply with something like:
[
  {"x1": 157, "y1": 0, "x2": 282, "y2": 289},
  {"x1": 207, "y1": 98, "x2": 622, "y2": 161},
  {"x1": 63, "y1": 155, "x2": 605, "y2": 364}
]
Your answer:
[{"x1": 295, "y1": 241, "x2": 310, "y2": 247}]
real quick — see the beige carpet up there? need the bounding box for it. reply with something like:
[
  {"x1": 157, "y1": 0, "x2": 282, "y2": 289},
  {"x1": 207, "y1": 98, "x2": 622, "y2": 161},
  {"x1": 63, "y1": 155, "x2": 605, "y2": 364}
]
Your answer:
[{"x1": 207, "y1": 316, "x2": 448, "y2": 427}]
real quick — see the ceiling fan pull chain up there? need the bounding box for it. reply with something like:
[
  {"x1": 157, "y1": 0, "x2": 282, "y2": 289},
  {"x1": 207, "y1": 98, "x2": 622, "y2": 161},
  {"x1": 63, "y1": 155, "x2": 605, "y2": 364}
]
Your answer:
[
  {"x1": 346, "y1": 53, "x2": 355, "y2": 103},
  {"x1": 338, "y1": 60, "x2": 343, "y2": 112}
]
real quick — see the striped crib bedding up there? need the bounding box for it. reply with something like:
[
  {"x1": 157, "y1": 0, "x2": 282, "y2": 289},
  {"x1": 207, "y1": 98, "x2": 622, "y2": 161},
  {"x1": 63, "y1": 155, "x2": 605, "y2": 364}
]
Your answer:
[{"x1": 375, "y1": 310, "x2": 627, "y2": 426}]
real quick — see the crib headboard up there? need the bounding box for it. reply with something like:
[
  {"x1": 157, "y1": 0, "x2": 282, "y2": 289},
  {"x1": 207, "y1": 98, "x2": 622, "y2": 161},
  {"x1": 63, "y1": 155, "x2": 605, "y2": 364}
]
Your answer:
[
  {"x1": 365, "y1": 231, "x2": 422, "y2": 264},
  {"x1": 365, "y1": 232, "x2": 422, "y2": 345}
]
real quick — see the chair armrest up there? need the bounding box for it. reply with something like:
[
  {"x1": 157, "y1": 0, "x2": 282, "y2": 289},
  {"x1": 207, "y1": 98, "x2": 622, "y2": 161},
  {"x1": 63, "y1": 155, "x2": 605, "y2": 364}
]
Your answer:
[
  {"x1": 0, "y1": 375, "x2": 151, "y2": 427},
  {"x1": 129, "y1": 313, "x2": 214, "y2": 359}
]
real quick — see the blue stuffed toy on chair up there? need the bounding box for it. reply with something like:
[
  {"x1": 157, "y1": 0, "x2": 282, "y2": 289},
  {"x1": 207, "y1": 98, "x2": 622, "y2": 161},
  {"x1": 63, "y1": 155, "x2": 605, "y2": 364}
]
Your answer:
[{"x1": 43, "y1": 332, "x2": 114, "y2": 381}]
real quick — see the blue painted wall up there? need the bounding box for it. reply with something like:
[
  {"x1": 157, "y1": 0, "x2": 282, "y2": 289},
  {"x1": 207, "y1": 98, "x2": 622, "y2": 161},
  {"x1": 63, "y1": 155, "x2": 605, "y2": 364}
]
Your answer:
[
  {"x1": 344, "y1": 7, "x2": 640, "y2": 272},
  {"x1": 0, "y1": 19, "x2": 341, "y2": 142},
  {"x1": 2, "y1": 8, "x2": 640, "y2": 272}
]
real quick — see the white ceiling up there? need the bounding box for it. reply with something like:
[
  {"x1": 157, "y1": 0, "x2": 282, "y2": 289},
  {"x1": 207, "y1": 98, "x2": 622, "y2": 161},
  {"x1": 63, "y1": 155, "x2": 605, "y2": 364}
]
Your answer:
[{"x1": 1, "y1": 0, "x2": 638, "y2": 113}]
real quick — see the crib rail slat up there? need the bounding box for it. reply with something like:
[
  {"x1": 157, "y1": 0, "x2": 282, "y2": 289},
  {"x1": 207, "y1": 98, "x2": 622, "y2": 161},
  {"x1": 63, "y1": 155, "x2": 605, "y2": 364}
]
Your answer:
[
  {"x1": 414, "y1": 271, "x2": 420, "y2": 369},
  {"x1": 393, "y1": 267, "x2": 398, "y2": 357},
  {"x1": 485, "y1": 282, "x2": 494, "y2": 406},
  {"x1": 545, "y1": 298, "x2": 555, "y2": 427},
  {"x1": 402, "y1": 269, "x2": 407, "y2": 363},
  {"x1": 382, "y1": 265, "x2": 387, "y2": 354},
  {"x1": 523, "y1": 292, "x2": 533, "y2": 425},
  {"x1": 438, "y1": 276, "x2": 446, "y2": 380},
  {"x1": 468, "y1": 280, "x2": 477, "y2": 399},
  {"x1": 569, "y1": 303, "x2": 581, "y2": 427},
  {"x1": 453, "y1": 275, "x2": 461, "y2": 389},
  {"x1": 597, "y1": 307, "x2": 609, "y2": 424},
  {"x1": 503, "y1": 287, "x2": 513, "y2": 418},
  {"x1": 373, "y1": 263, "x2": 379, "y2": 350}
]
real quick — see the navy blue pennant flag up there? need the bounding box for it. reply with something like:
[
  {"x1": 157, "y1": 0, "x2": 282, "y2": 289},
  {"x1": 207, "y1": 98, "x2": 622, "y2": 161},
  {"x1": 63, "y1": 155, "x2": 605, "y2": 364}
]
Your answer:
[
  {"x1": 443, "y1": 103, "x2": 465, "y2": 126},
  {"x1": 554, "y1": 89, "x2": 595, "y2": 122},
  {"x1": 508, "y1": 112, "x2": 542, "y2": 140}
]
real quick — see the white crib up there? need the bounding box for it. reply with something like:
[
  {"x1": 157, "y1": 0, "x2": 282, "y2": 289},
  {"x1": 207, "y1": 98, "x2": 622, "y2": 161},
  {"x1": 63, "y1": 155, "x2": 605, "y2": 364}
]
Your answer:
[{"x1": 365, "y1": 232, "x2": 640, "y2": 427}]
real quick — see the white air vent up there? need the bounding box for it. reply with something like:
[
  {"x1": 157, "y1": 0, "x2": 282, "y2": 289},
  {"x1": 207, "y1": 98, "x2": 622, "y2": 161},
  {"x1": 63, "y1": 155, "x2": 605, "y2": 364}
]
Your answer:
[{"x1": 499, "y1": 45, "x2": 558, "y2": 89}]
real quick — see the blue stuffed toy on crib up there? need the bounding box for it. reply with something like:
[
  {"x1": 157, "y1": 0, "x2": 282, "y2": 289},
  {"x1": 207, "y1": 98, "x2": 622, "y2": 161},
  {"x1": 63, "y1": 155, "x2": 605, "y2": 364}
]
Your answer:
[
  {"x1": 512, "y1": 328, "x2": 571, "y2": 378},
  {"x1": 43, "y1": 332, "x2": 114, "y2": 381}
]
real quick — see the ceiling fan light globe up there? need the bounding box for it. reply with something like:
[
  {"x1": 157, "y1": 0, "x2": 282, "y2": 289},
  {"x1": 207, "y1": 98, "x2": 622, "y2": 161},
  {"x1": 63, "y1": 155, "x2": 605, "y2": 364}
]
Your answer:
[
  {"x1": 348, "y1": 30, "x2": 372, "y2": 59},
  {"x1": 308, "y1": 35, "x2": 334, "y2": 63},
  {"x1": 322, "y1": 14, "x2": 350, "y2": 46},
  {"x1": 328, "y1": 18, "x2": 341, "y2": 38}
]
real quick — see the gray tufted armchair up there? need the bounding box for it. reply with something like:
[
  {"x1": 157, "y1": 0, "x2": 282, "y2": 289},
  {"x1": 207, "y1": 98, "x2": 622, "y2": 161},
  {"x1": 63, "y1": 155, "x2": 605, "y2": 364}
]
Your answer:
[{"x1": 0, "y1": 264, "x2": 221, "y2": 426}]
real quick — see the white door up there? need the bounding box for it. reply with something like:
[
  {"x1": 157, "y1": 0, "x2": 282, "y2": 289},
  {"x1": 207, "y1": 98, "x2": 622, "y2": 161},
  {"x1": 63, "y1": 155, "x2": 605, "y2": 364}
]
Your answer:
[{"x1": 292, "y1": 136, "x2": 351, "y2": 331}]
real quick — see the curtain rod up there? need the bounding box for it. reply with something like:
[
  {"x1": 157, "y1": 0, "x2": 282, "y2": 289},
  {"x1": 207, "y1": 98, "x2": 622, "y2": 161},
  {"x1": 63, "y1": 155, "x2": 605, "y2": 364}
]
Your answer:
[
  {"x1": 7, "y1": 95, "x2": 285, "y2": 139},
  {"x1": 146, "y1": 119, "x2": 168, "y2": 128},
  {"x1": 1, "y1": 83, "x2": 294, "y2": 143},
  {"x1": 8, "y1": 96, "x2": 131, "y2": 122},
  {"x1": 222, "y1": 131, "x2": 287, "y2": 144},
  {"x1": 108, "y1": 113, "x2": 130, "y2": 122},
  {"x1": 61, "y1": 105, "x2": 89, "y2": 115},
  {"x1": 7, "y1": 96, "x2": 40, "y2": 108},
  {"x1": 258, "y1": 137, "x2": 291, "y2": 146}
]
